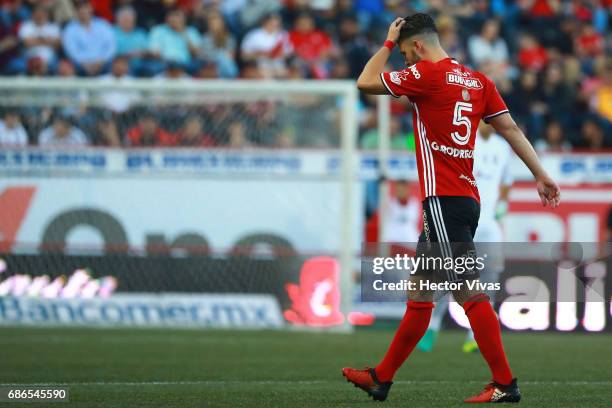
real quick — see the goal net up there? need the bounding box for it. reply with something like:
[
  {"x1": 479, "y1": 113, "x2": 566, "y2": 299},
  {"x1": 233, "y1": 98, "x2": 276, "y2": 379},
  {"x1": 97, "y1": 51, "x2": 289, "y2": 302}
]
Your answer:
[{"x1": 0, "y1": 78, "x2": 360, "y2": 330}]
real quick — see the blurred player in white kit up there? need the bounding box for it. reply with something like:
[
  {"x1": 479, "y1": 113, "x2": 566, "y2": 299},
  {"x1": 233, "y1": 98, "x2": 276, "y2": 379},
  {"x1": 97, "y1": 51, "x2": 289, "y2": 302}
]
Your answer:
[
  {"x1": 417, "y1": 121, "x2": 514, "y2": 353},
  {"x1": 382, "y1": 180, "x2": 422, "y2": 247}
]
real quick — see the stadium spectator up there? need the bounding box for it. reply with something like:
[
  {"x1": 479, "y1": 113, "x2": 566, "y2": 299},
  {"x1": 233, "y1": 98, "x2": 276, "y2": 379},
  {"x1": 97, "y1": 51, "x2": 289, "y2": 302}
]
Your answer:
[
  {"x1": 575, "y1": 24, "x2": 605, "y2": 60},
  {"x1": 552, "y1": 18, "x2": 577, "y2": 55},
  {"x1": 226, "y1": 121, "x2": 252, "y2": 148},
  {"x1": 540, "y1": 63, "x2": 574, "y2": 123},
  {"x1": 577, "y1": 119, "x2": 605, "y2": 150},
  {"x1": 240, "y1": 60, "x2": 265, "y2": 79},
  {"x1": 273, "y1": 129, "x2": 295, "y2": 148},
  {"x1": 590, "y1": 59, "x2": 612, "y2": 123},
  {"x1": 0, "y1": 1, "x2": 607, "y2": 150},
  {"x1": 155, "y1": 61, "x2": 191, "y2": 80},
  {"x1": 113, "y1": 5, "x2": 156, "y2": 76},
  {"x1": 114, "y1": 6, "x2": 147, "y2": 57},
  {"x1": 214, "y1": 0, "x2": 244, "y2": 33},
  {"x1": 241, "y1": 13, "x2": 292, "y2": 79},
  {"x1": 126, "y1": 112, "x2": 175, "y2": 147},
  {"x1": 468, "y1": 19, "x2": 509, "y2": 70},
  {"x1": 328, "y1": 57, "x2": 350, "y2": 79},
  {"x1": 518, "y1": 33, "x2": 548, "y2": 72},
  {"x1": 57, "y1": 58, "x2": 76, "y2": 77},
  {"x1": 521, "y1": 0, "x2": 562, "y2": 47},
  {"x1": 149, "y1": 7, "x2": 202, "y2": 71},
  {"x1": 523, "y1": 0, "x2": 561, "y2": 18},
  {"x1": 591, "y1": 3, "x2": 609, "y2": 34},
  {"x1": 48, "y1": 0, "x2": 76, "y2": 26},
  {"x1": 25, "y1": 54, "x2": 49, "y2": 76},
  {"x1": 333, "y1": 0, "x2": 358, "y2": 19},
  {"x1": 237, "y1": 0, "x2": 281, "y2": 31},
  {"x1": 507, "y1": 70, "x2": 547, "y2": 137},
  {"x1": 18, "y1": 5, "x2": 60, "y2": 72},
  {"x1": 353, "y1": 0, "x2": 387, "y2": 30},
  {"x1": 0, "y1": 0, "x2": 30, "y2": 29},
  {"x1": 90, "y1": 0, "x2": 113, "y2": 22},
  {"x1": 563, "y1": 56, "x2": 582, "y2": 85},
  {"x1": 38, "y1": 115, "x2": 89, "y2": 147},
  {"x1": 289, "y1": 12, "x2": 333, "y2": 78},
  {"x1": 62, "y1": 0, "x2": 116, "y2": 76},
  {"x1": 286, "y1": 57, "x2": 307, "y2": 79},
  {"x1": 174, "y1": 116, "x2": 214, "y2": 147},
  {"x1": 336, "y1": 14, "x2": 370, "y2": 79},
  {"x1": 103, "y1": 55, "x2": 131, "y2": 80},
  {"x1": 195, "y1": 60, "x2": 219, "y2": 79},
  {"x1": 534, "y1": 120, "x2": 571, "y2": 152},
  {"x1": 96, "y1": 112, "x2": 121, "y2": 147},
  {"x1": 199, "y1": 11, "x2": 238, "y2": 78},
  {"x1": 0, "y1": 108, "x2": 28, "y2": 147},
  {"x1": 242, "y1": 100, "x2": 285, "y2": 145},
  {"x1": 99, "y1": 57, "x2": 141, "y2": 114},
  {"x1": 122, "y1": 0, "x2": 166, "y2": 29},
  {"x1": 0, "y1": 10, "x2": 20, "y2": 74},
  {"x1": 436, "y1": 15, "x2": 466, "y2": 64}
]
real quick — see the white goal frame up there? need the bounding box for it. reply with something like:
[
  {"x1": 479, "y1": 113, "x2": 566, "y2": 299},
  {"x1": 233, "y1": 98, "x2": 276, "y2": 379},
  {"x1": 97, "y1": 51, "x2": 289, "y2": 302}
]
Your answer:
[{"x1": 0, "y1": 78, "x2": 359, "y2": 332}]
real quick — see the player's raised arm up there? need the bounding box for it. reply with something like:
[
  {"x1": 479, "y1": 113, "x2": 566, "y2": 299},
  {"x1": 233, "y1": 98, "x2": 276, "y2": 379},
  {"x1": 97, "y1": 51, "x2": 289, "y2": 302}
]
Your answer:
[
  {"x1": 356, "y1": 18, "x2": 405, "y2": 94},
  {"x1": 488, "y1": 113, "x2": 561, "y2": 208}
]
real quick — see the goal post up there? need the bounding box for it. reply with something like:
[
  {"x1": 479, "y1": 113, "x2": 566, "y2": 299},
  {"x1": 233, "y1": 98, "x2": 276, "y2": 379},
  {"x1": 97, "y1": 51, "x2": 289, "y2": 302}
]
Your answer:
[
  {"x1": 0, "y1": 78, "x2": 359, "y2": 331},
  {"x1": 377, "y1": 94, "x2": 392, "y2": 247}
]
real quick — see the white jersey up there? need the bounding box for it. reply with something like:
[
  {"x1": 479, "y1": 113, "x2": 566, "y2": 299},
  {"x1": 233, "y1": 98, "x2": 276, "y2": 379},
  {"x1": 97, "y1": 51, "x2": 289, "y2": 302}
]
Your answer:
[
  {"x1": 0, "y1": 121, "x2": 28, "y2": 147},
  {"x1": 38, "y1": 126, "x2": 89, "y2": 147},
  {"x1": 18, "y1": 21, "x2": 60, "y2": 62},
  {"x1": 383, "y1": 197, "x2": 421, "y2": 245},
  {"x1": 474, "y1": 132, "x2": 512, "y2": 272},
  {"x1": 474, "y1": 132, "x2": 513, "y2": 224}
]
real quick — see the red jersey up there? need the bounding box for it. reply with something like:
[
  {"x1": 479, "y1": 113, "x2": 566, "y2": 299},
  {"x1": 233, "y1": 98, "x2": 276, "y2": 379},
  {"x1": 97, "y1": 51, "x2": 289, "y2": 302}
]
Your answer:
[
  {"x1": 381, "y1": 58, "x2": 508, "y2": 202},
  {"x1": 126, "y1": 127, "x2": 176, "y2": 147},
  {"x1": 289, "y1": 30, "x2": 332, "y2": 61}
]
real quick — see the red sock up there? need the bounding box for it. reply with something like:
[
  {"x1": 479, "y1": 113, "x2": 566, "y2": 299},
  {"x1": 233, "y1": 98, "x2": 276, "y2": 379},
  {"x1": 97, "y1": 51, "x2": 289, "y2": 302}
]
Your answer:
[
  {"x1": 463, "y1": 294, "x2": 513, "y2": 385},
  {"x1": 375, "y1": 301, "x2": 434, "y2": 382}
]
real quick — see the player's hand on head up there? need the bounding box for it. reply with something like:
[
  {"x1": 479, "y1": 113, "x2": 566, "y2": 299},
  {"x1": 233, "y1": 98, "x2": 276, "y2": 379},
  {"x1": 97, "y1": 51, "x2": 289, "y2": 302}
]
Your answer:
[
  {"x1": 387, "y1": 18, "x2": 405, "y2": 43},
  {"x1": 536, "y1": 174, "x2": 561, "y2": 208}
]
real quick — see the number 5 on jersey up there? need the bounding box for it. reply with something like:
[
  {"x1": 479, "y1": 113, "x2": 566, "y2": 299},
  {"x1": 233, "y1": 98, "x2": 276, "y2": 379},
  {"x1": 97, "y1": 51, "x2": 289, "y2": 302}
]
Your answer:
[{"x1": 451, "y1": 101, "x2": 472, "y2": 146}]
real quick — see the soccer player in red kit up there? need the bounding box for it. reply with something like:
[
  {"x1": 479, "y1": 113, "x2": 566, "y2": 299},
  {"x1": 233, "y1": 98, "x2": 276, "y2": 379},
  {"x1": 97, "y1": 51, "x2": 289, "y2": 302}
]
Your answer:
[{"x1": 342, "y1": 14, "x2": 561, "y2": 403}]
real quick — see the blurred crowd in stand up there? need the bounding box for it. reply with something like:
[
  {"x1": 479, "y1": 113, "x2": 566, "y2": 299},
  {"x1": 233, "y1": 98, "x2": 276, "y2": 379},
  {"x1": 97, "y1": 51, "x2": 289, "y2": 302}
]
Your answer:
[{"x1": 0, "y1": 0, "x2": 610, "y2": 149}]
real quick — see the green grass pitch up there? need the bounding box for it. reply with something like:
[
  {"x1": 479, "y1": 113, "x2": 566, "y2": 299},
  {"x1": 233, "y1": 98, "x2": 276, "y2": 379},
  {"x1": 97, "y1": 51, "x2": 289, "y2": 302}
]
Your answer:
[{"x1": 0, "y1": 326, "x2": 611, "y2": 407}]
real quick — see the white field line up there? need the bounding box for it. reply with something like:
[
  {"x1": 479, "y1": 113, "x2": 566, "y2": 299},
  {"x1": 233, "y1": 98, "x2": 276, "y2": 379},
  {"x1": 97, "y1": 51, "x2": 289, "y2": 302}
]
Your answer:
[
  {"x1": 0, "y1": 335, "x2": 250, "y2": 344},
  {"x1": 0, "y1": 380, "x2": 610, "y2": 387}
]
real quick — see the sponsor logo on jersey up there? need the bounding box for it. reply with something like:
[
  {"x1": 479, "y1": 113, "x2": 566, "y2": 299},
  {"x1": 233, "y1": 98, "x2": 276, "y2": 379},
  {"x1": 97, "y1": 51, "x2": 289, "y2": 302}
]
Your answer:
[
  {"x1": 446, "y1": 72, "x2": 483, "y2": 89},
  {"x1": 430, "y1": 141, "x2": 474, "y2": 159},
  {"x1": 452, "y1": 68, "x2": 469, "y2": 77},
  {"x1": 459, "y1": 174, "x2": 478, "y2": 186},
  {"x1": 390, "y1": 70, "x2": 410, "y2": 85},
  {"x1": 409, "y1": 64, "x2": 421, "y2": 79}
]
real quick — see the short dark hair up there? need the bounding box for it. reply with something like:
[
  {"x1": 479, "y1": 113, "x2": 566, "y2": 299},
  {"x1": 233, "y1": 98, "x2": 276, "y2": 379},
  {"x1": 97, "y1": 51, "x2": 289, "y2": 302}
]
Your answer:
[
  {"x1": 53, "y1": 113, "x2": 72, "y2": 125},
  {"x1": 166, "y1": 7, "x2": 184, "y2": 17},
  {"x1": 74, "y1": 0, "x2": 92, "y2": 9},
  {"x1": 398, "y1": 13, "x2": 438, "y2": 43},
  {"x1": 3, "y1": 107, "x2": 19, "y2": 117}
]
